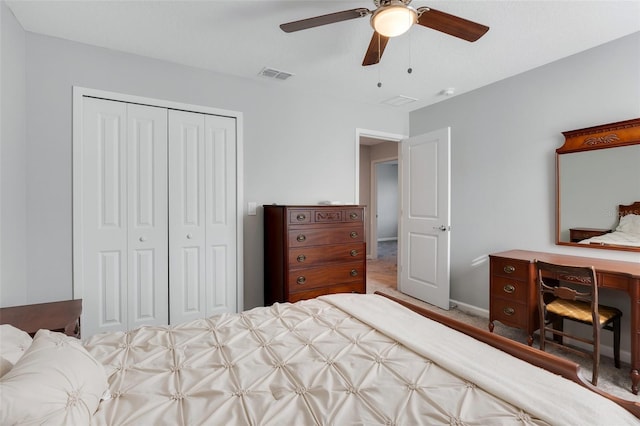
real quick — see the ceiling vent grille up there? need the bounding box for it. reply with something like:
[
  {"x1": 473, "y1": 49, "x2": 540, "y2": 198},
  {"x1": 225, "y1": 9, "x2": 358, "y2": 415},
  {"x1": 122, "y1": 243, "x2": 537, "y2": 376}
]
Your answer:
[
  {"x1": 381, "y1": 95, "x2": 418, "y2": 106},
  {"x1": 259, "y1": 67, "x2": 294, "y2": 81}
]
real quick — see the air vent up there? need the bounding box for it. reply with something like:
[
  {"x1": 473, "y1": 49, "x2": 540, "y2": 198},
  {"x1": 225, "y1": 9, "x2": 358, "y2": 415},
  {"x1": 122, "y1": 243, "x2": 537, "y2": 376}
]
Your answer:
[
  {"x1": 259, "y1": 67, "x2": 294, "y2": 81},
  {"x1": 381, "y1": 95, "x2": 418, "y2": 106}
]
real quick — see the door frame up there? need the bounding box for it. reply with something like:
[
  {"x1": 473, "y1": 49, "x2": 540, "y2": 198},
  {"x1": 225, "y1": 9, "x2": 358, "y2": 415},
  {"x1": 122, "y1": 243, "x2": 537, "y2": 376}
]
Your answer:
[{"x1": 72, "y1": 86, "x2": 245, "y2": 313}]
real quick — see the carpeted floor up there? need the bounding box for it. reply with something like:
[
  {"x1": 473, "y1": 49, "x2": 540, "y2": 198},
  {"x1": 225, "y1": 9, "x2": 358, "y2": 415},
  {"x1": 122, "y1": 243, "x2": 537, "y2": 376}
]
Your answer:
[{"x1": 366, "y1": 240, "x2": 640, "y2": 403}]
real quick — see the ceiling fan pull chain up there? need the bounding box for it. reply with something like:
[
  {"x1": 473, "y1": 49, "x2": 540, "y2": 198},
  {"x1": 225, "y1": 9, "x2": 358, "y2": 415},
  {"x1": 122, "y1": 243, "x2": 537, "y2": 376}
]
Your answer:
[
  {"x1": 377, "y1": 32, "x2": 383, "y2": 88},
  {"x1": 407, "y1": 30, "x2": 413, "y2": 74}
]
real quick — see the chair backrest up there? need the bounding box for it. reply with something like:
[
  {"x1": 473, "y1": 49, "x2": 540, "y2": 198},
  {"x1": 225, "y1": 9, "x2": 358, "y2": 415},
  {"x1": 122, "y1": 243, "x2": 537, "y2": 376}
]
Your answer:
[{"x1": 535, "y1": 260, "x2": 599, "y2": 326}]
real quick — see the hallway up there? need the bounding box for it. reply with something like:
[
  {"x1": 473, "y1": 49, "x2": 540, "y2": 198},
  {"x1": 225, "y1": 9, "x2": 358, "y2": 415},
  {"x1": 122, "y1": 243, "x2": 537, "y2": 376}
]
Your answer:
[{"x1": 366, "y1": 240, "x2": 397, "y2": 293}]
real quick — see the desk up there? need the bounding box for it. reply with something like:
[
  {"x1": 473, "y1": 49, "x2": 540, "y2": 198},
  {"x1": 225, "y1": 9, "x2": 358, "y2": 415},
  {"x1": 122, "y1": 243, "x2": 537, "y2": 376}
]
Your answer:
[
  {"x1": 0, "y1": 299, "x2": 82, "y2": 338},
  {"x1": 488, "y1": 250, "x2": 640, "y2": 394}
]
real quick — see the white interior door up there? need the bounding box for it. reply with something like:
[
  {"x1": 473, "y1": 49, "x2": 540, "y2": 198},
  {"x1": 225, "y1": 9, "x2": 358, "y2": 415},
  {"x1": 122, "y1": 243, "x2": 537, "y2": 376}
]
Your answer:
[
  {"x1": 169, "y1": 111, "x2": 237, "y2": 324},
  {"x1": 127, "y1": 104, "x2": 169, "y2": 330},
  {"x1": 398, "y1": 128, "x2": 451, "y2": 310},
  {"x1": 169, "y1": 110, "x2": 206, "y2": 324},
  {"x1": 204, "y1": 115, "x2": 237, "y2": 316},
  {"x1": 79, "y1": 98, "x2": 168, "y2": 337}
]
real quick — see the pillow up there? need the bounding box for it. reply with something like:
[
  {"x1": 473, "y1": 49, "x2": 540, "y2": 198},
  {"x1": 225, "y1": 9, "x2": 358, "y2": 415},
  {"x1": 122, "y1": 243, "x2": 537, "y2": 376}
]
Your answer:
[
  {"x1": 616, "y1": 213, "x2": 640, "y2": 235},
  {"x1": 0, "y1": 324, "x2": 33, "y2": 377},
  {"x1": 0, "y1": 329, "x2": 108, "y2": 425}
]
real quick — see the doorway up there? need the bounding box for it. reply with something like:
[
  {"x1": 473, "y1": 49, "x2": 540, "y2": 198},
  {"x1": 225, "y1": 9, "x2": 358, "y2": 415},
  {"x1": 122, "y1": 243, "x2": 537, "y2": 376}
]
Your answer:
[{"x1": 357, "y1": 132, "x2": 402, "y2": 293}]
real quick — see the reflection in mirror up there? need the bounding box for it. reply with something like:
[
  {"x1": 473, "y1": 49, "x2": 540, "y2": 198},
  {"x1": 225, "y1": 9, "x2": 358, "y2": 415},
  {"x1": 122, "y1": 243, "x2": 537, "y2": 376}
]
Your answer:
[
  {"x1": 559, "y1": 145, "x2": 640, "y2": 242},
  {"x1": 556, "y1": 118, "x2": 640, "y2": 252}
]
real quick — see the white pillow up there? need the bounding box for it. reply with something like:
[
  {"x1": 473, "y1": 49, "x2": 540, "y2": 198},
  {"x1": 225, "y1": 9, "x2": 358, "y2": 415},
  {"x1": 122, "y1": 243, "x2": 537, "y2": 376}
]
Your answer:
[
  {"x1": 0, "y1": 324, "x2": 33, "y2": 377},
  {"x1": 0, "y1": 329, "x2": 108, "y2": 425},
  {"x1": 616, "y1": 213, "x2": 640, "y2": 235}
]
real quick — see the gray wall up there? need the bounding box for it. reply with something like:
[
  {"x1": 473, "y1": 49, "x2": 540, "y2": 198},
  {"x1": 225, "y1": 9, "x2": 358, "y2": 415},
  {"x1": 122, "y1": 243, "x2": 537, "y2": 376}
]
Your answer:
[
  {"x1": 410, "y1": 31, "x2": 640, "y2": 352},
  {"x1": 0, "y1": 20, "x2": 408, "y2": 308},
  {"x1": 0, "y1": 2, "x2": 27, "y2": 305},
  {"x1": 376, "y1": 162, "x2": 398, "y2": 240}
]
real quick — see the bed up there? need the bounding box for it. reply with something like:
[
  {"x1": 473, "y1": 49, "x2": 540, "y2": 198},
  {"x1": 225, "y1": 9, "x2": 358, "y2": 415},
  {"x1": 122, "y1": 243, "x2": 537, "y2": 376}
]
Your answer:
[
  {"x1": 1, "y1": 292, "x2": 639, "y2": 425},
  {"x1": 579, "y1": 201, "x2": 640, "y2": 247}
]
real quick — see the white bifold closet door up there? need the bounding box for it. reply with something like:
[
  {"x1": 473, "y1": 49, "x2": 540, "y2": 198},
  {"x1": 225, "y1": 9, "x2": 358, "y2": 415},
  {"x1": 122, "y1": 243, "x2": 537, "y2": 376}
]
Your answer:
[
  {"x1": 79, "y1": 98, "x2": 237, "y2": 337},
  {"x1": 81, "y1": 98, "x2": 169, "y2": 336},
  {"x1": 168, "y1": 110, "x2": 237, "y2": 325}
]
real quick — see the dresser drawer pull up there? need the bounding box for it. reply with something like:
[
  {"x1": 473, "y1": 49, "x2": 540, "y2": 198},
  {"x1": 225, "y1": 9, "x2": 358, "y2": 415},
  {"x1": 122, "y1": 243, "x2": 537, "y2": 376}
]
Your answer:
[
  {"x1": 297, "y1": 234, "x2": 306, "y2": 242},
  {"x1": 350, "y1": 249, "x2": 358, "y2": 257},
  {"x1": 350, "y1": 269, "x2": 358, "y2": 277},
  {"x1": 503, "y1": 307, "x2": 515, "y2": 316},
  {"x1": 296, "y1": 276, "x2": 306, "y2": 285},
  {"x1": 503, "y1": 284, "x2": 516, "y2": 294},
  {"x1": 350, "y1": 212, "x2": 359, "y2": 219},
  {"x1": 503, "y1": 265, "x2": 516, "y2": 274},
  {"x1": 296, "y1": 214, "x2": 306, "y2": 221},
  {"x1": 350, "y1": 231, "x2": 358, "y2": 239},
  {"x1": 297, "y1": 254, "x2": 306, "y2": 262}
]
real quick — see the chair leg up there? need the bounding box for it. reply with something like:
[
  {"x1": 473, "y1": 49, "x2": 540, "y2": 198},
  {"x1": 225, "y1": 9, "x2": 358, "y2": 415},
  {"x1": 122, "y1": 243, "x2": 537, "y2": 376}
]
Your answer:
[
  {"x1": 553, "y1": 316, "x2": 564, "y2": 344},
  {"x1": 592, "y1": 341, "x2": 600, "y2": 386},
  {"x1": 614, "y1": 317, "x2": 621, "y2": 369}
]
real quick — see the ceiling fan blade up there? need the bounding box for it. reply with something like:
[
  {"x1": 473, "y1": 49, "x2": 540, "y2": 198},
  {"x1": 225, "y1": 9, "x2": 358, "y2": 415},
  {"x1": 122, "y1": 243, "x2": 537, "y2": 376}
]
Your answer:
[
  {"x1": 416, "y1": 7, "x2": 489, "y2": 42},
  {"x1": 362, "y1": 32, "x2": 390, "y2": 66},
  {"x1": 280, "y1": 8, "x2": 369, "y2": 33}
]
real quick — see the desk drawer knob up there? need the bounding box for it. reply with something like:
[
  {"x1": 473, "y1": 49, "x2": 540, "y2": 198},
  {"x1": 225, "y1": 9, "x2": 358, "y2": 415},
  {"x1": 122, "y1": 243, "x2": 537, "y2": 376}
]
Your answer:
[
  {"x1": 297, "y1": 254, "x2": 306, "y2": 262},
  {"x1": 350, "y1": 269, "x2": 358, "y2": 277},
  {"x1": 503, "y1": 265, "x2": 516, "y2": 274},
  {"x1": 503, "y1": 284, "x2": 516, "y2": 294},
  {"x1": 350, "y1": 249, "x2": 358, "y2": 257},
  {"x1": 297, "y1": 234, "x2": 306, "y2": 242},
  {"x1": 350, "y1": 212, "x2": 359, "y2": 219},
  {"x1": 296, "y1": 276, "x2": 306, "y2": 285},
  {"x1": 296, "y1": 214, "x2": 306, "y2": 221},
  {"x1": 503, "y1": 307, "x2": 515, "y2": 316},
  {"x1": 350, "y1": 231, "x2": 359, "y2": 239}
]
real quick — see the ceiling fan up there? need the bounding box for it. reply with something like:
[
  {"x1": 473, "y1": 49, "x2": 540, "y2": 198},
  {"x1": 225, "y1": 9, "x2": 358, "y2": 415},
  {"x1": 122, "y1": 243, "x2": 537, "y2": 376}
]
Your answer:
[{"x1": 280, "y1": 0, "x2": 489, "y2": 66}]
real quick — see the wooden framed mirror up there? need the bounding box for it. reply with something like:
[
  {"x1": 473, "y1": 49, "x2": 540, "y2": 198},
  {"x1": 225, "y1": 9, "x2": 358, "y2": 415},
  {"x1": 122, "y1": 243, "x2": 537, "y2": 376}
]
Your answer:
[{"x1": 556, "y1": 118, "x2": 640, "y2": 252}]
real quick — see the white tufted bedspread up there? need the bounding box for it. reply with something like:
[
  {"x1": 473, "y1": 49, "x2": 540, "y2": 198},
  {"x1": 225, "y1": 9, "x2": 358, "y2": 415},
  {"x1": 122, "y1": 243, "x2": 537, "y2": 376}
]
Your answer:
[{"x1": 84, "y1": 294, "x2": 637, "y2": 425}]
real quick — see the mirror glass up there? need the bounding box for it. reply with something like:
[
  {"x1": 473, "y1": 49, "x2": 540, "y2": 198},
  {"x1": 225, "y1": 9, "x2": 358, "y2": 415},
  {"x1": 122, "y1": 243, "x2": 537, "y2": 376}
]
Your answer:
[{"x1": 557, "y1": 144, "x2": 640, "y2": 250}]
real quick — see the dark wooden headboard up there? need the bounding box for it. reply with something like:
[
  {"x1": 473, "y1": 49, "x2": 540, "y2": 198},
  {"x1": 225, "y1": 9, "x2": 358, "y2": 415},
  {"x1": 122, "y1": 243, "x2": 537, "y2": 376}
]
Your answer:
[{"x1": 619, "y1": 201, "x2": 640, "y2": 218}]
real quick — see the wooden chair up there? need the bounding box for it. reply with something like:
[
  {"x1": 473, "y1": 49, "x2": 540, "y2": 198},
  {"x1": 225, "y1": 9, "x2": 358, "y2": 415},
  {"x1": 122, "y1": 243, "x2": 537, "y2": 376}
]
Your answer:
[{"x1": 535, "y1": 260, "x2": 621, "y2": 386}]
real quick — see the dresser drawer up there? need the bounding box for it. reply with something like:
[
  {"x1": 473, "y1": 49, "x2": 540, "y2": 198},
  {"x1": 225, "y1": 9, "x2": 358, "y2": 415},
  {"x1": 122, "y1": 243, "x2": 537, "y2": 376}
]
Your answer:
[
  {"x1": 491, "y1": 257, "x2": 530, "y2": 280},
  {"x1": 288, "y1": 226, "x2": 364, "y2": 247},
  {"x1": 490, "y1": 276, "x2": 528, "y2": 304},
  {"x1": 288, "y1": 209, "x2": 312, "y2": 224},
  {"x1": 288, "y1": 282, "x2": 365, "y2": 303},
  {"x1": 289, "y1": 243, "x2": 365, "y2": 267},
  {"x1": 288, "y1": 262, "x2": 364, "y2": 291},
  {"x1": 490, "y1": 298, "x2": 528, "y2": 328}
]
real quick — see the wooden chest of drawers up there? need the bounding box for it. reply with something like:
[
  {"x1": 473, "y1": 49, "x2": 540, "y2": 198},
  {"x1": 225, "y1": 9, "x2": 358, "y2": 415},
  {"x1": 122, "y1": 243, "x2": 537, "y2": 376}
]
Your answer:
[{"x1": 264, "y1": 205, "x2": 366, "y2": 304}]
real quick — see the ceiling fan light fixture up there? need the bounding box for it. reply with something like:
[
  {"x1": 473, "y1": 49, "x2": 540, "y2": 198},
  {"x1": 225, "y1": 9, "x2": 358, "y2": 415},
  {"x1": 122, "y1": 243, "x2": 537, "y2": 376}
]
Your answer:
[{"x1": 371, "y1": 2, "x2": 417, "y2": 37}]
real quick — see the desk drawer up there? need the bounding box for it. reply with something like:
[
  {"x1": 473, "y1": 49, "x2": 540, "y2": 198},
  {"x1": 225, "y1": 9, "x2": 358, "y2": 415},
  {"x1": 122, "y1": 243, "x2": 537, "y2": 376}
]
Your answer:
[
  {"x1": 491, "y1": 298, "x2": 528, "y2": 328},
  {"x1": 598, "y1": 273, "x2": 631, "y2": 291},
  {"x1": 491, "y1": 257, "x2": 530, "y2": 280},
  {"x1": 490, "y1": 276, "x2": 528, "y2": 304}
]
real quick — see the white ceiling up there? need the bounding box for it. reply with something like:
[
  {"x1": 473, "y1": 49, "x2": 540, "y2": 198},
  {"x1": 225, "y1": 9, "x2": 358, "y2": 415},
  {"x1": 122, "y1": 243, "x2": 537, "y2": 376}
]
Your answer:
[{"x1": 7, "y1": 0, "x2": 640, "y2": 111}]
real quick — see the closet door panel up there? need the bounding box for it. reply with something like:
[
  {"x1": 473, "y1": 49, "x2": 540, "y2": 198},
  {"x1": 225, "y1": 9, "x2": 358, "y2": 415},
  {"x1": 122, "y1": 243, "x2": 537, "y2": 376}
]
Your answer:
[
  {"x1": 205, "y1": 115, "x2": 237, "y2": 315},
  {"x1": 127, "y1": 104, "x2": 169, "y2": 328},
  {"x1": 81, "y1": 98, "x2": 128, "y2": 336},
  {"x1": 169, "y1": 110, "x2": 206, "y2": 324}
]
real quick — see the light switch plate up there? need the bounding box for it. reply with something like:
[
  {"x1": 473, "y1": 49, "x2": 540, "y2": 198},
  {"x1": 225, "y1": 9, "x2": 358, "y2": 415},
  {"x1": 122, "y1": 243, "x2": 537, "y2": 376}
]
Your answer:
[{"x1": 248, "y1": 202, "x2": 257, "y2": 216}]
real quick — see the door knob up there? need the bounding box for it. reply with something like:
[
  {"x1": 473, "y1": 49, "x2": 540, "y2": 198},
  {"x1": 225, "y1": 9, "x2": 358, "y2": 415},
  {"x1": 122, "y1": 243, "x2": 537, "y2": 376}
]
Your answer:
[
  {"x1": 186, "y1": 233, "x2": 193, "y2": 239},
  {"x1": 139, "y1": 236, "x2": 146, "y2": 242},
  {"x1": 433, "y1": 225, "x2": 450, "y2": 231}
]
